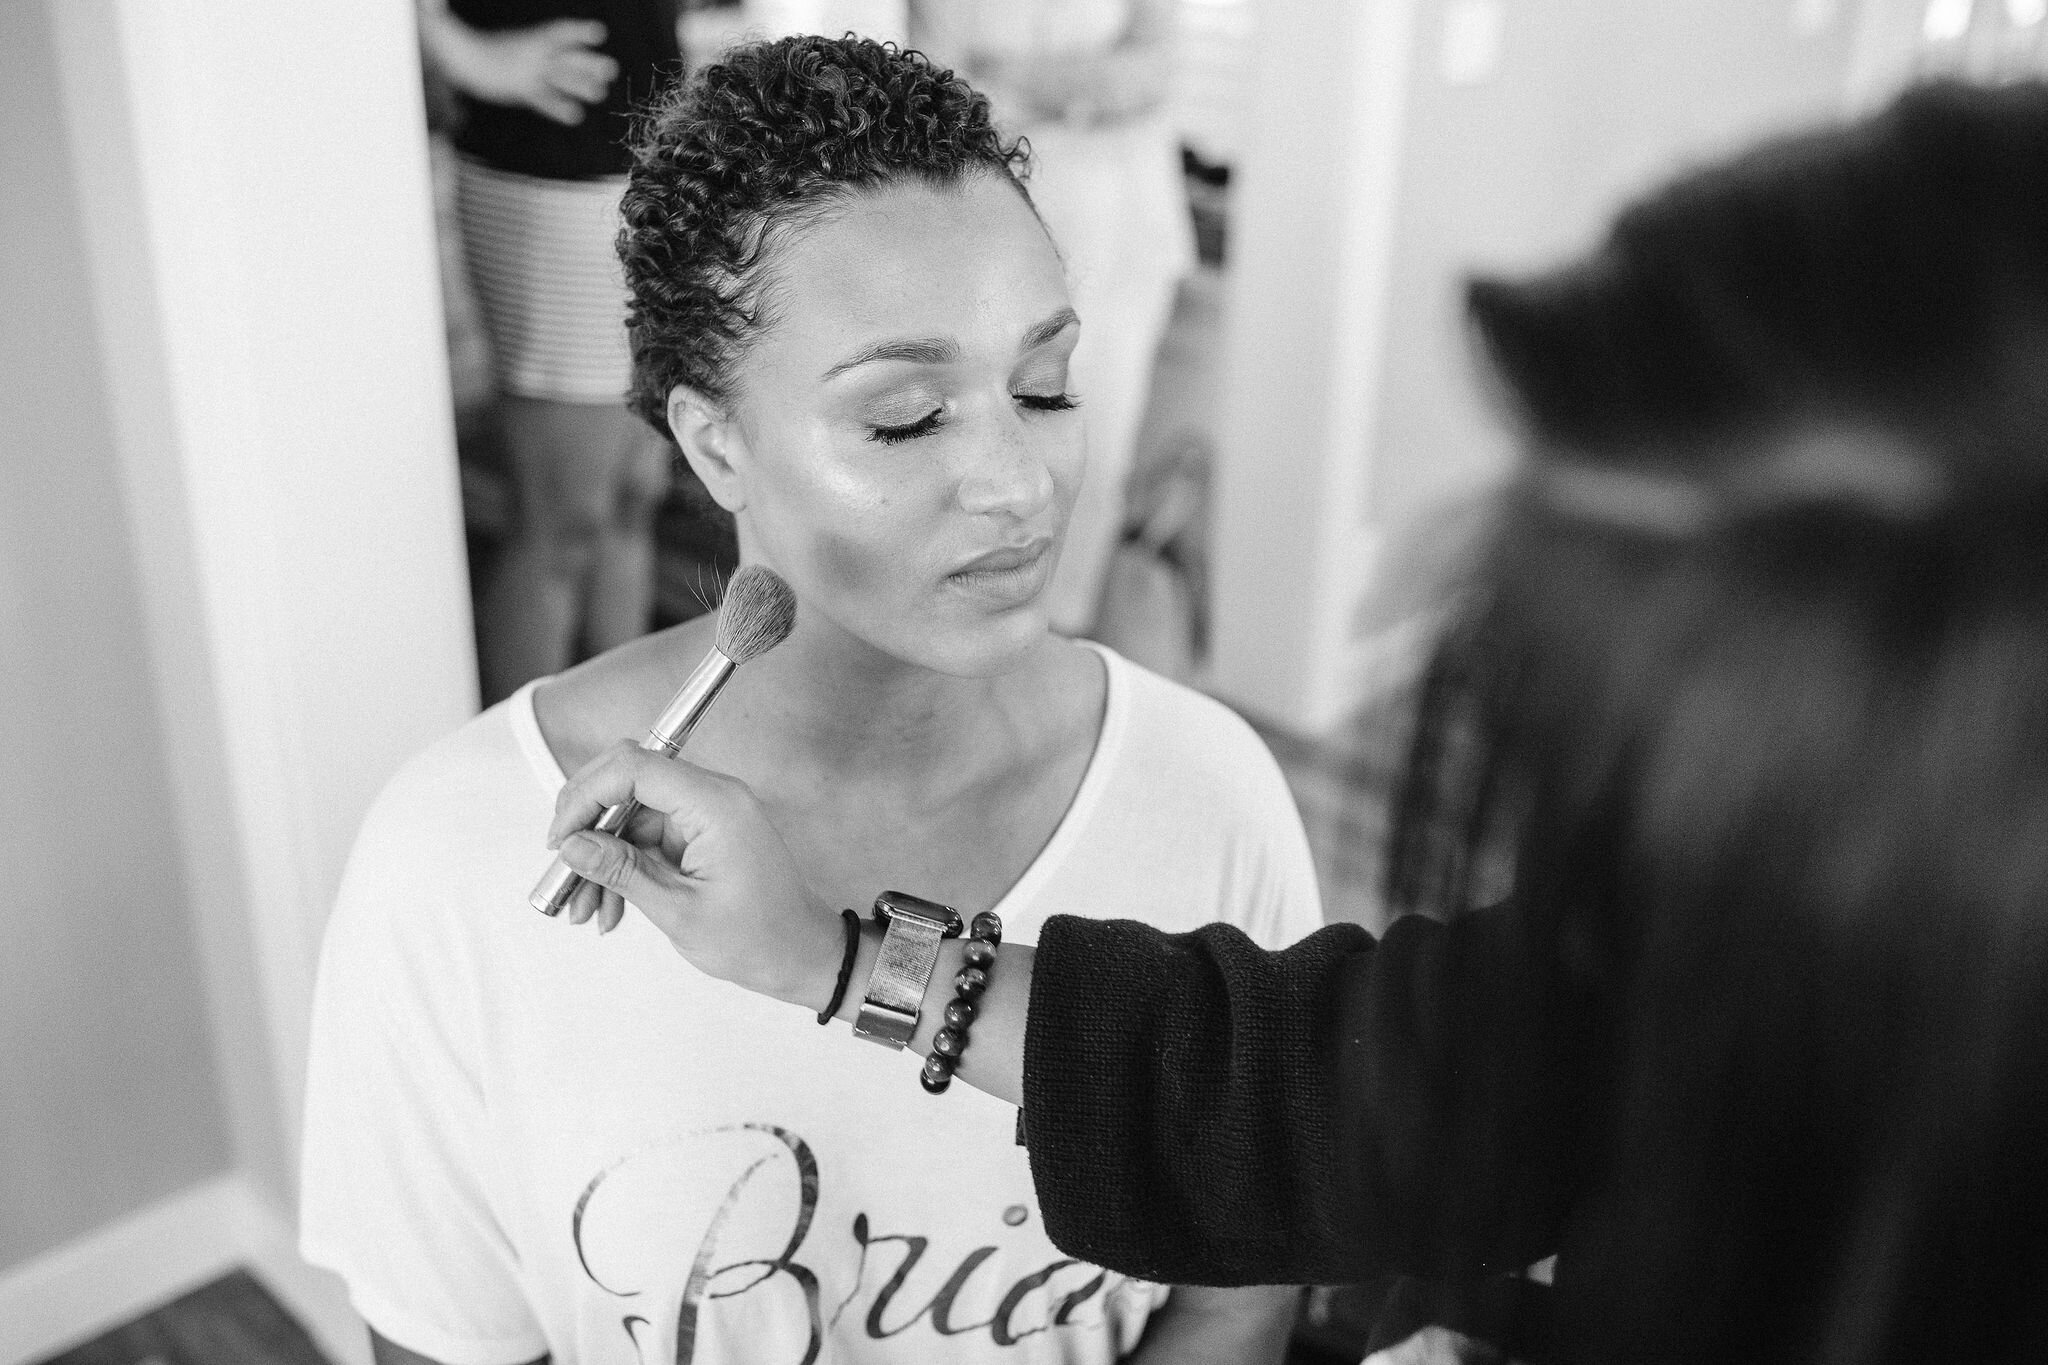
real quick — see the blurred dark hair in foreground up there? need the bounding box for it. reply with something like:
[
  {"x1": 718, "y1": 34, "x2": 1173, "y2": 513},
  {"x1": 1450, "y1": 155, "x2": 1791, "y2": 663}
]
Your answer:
[{"x1": 1393, "y1": 80, "x2": 2048, "y2": 1361}]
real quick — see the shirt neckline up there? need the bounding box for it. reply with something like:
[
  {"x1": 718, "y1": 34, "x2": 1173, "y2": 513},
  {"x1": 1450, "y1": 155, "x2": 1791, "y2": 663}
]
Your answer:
[{"x1": 506, "y1": 640, "x2": 1129, "y2": 924}]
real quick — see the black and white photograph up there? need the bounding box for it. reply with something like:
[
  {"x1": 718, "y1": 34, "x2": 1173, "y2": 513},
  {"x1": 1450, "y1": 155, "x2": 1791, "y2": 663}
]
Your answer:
[{"x1": 4, "y1": 2, "x2": 2046, "y2": 1363}]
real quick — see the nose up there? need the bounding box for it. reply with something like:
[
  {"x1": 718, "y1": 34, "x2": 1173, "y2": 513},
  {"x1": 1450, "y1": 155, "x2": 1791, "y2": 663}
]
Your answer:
[{"x1": 955, "y1": 415, "x2": 1058, "y2": 521}]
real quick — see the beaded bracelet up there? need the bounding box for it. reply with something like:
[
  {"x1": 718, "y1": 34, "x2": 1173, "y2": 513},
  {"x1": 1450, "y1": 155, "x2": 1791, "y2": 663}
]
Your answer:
[
  {"x1": 920, "y1": 910, "x2": 1001, "y2": 1093},
  {"x1": 816, "y1": 909, "x2": 863, "y2": 1026}
]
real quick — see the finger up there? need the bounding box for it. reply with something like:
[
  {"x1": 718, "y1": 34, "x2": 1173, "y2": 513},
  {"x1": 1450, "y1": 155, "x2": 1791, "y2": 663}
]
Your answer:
[
  {"x1": 620, "y1": 800, "x2": 670, "y2": 851},
  {"x1": 560, "y1": 828, "x2": 687, "y2": 910},
  {"x1": 551, "y1": 49, "x2": 618, "y2": 96},
  {"x1": 548, "y1": 66, "x2": 613, "y2": 108},
  {"x1": 580, "y1": 876, "x2": 609, "y2": 925},
  {"x1": 528, "y1": 91, "x2": 587, "y2": 125},
  {"x1": 569, "y1": 874, "x2": 601, "y2": 926},
  {"x1": 543, "y1": 17, "x2": 607, "y2": 50},
  {"x1": 567, "y1": 873, "x2": 603, "y2": 926},
  {"x1": 549, "y1": 740, "x2": 654, "y2": 845},
  {"x1": 597, "y1": 887, "x2": 627, "y2": 935},
  {"x1": 554, "y1": 747, "x2": 744, "y2": 849}
]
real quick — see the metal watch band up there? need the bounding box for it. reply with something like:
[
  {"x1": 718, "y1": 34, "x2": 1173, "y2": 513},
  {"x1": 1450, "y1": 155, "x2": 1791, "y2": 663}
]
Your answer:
[{"x1": 851, "y1": 891, "x2": 962, "y2": 1049}]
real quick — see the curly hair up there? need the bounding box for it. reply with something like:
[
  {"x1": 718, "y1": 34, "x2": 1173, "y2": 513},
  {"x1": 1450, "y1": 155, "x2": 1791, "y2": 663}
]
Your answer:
[{"x1": 618, "y1": 34, "x2": 1033, "y2": 445}]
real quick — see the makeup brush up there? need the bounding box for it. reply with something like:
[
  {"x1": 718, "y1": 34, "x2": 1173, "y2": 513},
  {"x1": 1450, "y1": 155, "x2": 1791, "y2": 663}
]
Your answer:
[{"x1": 530, "y1": 563, "x2": 798, "y2": 916}]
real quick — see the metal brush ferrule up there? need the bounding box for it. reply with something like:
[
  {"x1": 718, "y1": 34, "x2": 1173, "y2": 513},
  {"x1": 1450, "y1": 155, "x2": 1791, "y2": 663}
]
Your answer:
[
  {"x1": 646, "y1": 648, "x2": 736, "y2": 750},
  {"x1": 529, "y1": 648, "x2": 737, "y2": 916}
]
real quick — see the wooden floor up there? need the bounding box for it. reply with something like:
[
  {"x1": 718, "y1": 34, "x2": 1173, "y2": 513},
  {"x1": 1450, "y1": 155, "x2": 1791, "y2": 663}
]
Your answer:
[
  {"x1": 35, "y1": 1270, "x2": 333, "y2": 1365},
  {"x1": 32, "y1": 1266, "x2": 1380, "y2": 1364}
]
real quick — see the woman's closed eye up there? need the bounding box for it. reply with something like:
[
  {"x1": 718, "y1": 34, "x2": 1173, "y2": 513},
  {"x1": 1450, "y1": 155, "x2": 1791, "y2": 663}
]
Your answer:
[
  {"x1": 868, "y1": 406, "x2": 945, "y2": 445},
  {"x1": 866, "y1": 391, "x2": 1081, "y2": 445}
]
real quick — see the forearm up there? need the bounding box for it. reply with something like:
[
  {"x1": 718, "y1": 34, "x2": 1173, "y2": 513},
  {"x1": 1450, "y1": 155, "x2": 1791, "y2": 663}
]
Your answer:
[
  {"x1": 414, "y1": 0, "x2": 484, "y2": 93},
  {"x1": 818, "y1": 916, "x2": 1379, "y2": 1283},
  {"x1": 709, "y1": 883, "x2": 1577, "y2": 1288},
  {"x1": 819, "y1": 915, "x2": 1374, "y2": 1283},
  {"x1": 1126, "y1": 1285, "x2": 1300, "y2": 1365},
  {"x1": 1019, "y1": 908, "x2": 1588, "y2": 1287},
  {"x1": 1019, "y1": 918, "x2": 1377, "y2": 1285}
]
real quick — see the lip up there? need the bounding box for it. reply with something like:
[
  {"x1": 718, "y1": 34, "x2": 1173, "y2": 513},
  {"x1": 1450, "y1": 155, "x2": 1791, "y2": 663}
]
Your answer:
[
  {"x1": 946, "y1": 537, "x2": 1056, "y2": 606},
  {"x1": 951, "y1": 538, "x2": 1053, "y2": 576}
]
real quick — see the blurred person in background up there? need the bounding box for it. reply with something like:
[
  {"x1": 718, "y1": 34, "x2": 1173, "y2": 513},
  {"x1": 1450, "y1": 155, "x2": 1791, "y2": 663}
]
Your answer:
[
  {"x1": 304, "y1": 36, "x2": 1309, "y2": 1365},
  {"x1": 547, "y1": 80, "x2": 2048, "y2": 1364},
  {"x1": 418, "y1": 0, "x2": 681, "y2": 703},
  {"x1": 910, "y1": 0, "x2": 1195, "y2": 637},
  {"x1": 741, "y1": 0, "x2": 908, "y2": 45}
]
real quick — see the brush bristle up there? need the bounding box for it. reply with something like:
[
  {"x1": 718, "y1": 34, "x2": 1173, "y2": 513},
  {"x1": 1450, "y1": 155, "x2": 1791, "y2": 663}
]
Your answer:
[{"x1": 714, "y1": 564, "x2": 798, "y2": 664}]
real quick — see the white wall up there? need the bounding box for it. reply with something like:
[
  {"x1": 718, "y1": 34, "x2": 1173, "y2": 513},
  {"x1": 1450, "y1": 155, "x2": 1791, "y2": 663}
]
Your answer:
[
  {"x1": 2, "y1": 0, "x2": 475, "y2": 1355},
  {"x1": 0, "y1": 0, "x2": 233, "y2": 1270},
  {"x1": 1206, "y1": 0, "x2": 1424, "y2": 732},
  {"x1": 46, "y1": 0, "x2": 482, "y2": 1202}
]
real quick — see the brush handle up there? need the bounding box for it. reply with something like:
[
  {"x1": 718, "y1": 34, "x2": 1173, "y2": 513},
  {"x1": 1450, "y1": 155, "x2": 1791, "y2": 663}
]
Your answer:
[
  {"x1": 528, "y1": 795, "x2": 644, "y2": 915},
  {"x1": 529, "y1": 649, "x2": 736, "y2": 916}
]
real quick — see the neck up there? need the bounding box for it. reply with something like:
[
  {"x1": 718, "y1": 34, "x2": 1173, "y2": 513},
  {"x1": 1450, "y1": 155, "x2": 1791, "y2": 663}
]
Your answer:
[{"x1": 698, "y1": 611, "x2": 1026, "y2": 784}]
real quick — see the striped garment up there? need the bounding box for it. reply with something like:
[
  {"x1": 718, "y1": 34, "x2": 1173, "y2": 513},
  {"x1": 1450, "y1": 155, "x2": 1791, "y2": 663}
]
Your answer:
[{"x1": 455, "y1": 157, "x2": 633, "y2": 404}]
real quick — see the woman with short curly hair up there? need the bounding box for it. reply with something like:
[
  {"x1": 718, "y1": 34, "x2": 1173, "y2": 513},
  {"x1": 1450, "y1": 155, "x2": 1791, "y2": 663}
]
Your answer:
[{"x1": 301, "y1": 34, "x2": 1317, "y2": 1365}]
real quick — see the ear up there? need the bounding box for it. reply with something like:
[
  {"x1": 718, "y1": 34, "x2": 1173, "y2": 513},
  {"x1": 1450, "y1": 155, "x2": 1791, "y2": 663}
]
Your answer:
[{"x1": 668, "y1": 385, "x2": 750, "y2": 514}]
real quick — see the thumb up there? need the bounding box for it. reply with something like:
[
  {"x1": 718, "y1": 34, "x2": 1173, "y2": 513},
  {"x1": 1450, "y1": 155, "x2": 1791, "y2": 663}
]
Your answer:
[
  {"x1": 560, "y1": 829, "x2": 682, "y2": 908},
  {"x1": 529, "y1": 92, "x2": 587, "y2": 125},
  {"x1": 547, "y1": 17, "x2": 608, "y2": 49}
]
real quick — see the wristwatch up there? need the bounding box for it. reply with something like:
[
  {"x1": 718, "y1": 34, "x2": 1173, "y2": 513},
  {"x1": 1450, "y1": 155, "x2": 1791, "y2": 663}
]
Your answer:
[{"x1": 852, "y1": 891, "x2": 963, "y2": 1049}]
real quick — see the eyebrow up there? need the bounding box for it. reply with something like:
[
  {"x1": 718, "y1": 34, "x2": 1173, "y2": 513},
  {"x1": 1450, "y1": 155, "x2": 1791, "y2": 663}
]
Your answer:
[
  {"x1": 821, "y1": 306, "x2": 1081, "y2": 381},
  {"x1": 1020, "y1": 306, "x2": 1081, "y2": 352}
]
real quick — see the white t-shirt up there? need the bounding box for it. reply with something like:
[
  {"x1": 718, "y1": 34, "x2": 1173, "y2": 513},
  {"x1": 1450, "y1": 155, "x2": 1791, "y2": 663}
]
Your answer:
[{"x1": 300, "y1": 645, "x2": 1321, "y2": 1365}]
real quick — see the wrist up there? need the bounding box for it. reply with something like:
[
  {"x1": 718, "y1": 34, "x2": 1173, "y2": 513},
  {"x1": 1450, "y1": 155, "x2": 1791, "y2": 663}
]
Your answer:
[
  {"x1": 779, "y1": 893, "x2": 847, "y2": 1014},
  {"x1": 820, "y1": 913, "x2": 962, "y2": 1041},
  {"x1": 419, "y1": 10, "x2": 476, "y2": 83},
  {"x1": 829, "y1": 922, "x2": 970, "y2": 1055},
  {"x1": 831, "y1": 919, "x2": 887, "y2": 1025}
]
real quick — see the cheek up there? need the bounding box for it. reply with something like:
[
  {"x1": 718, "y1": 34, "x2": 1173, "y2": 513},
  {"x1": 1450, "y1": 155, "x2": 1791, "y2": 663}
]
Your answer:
[
  {"x1": 811, "y1": 523, "x2": 892, "y2": 599},
  {"x1": 784, "y1": 467, "x2": 938, "y2": 616},
  {"x1": 741, "y1": 412, "x2": 955, "y2": 616},
  {"x1": 1050, "y1": 424, "x2": 1086, "y2": 512},
  {"x1": 749, "y1": 422, "x2": 895, "y2": 570}
]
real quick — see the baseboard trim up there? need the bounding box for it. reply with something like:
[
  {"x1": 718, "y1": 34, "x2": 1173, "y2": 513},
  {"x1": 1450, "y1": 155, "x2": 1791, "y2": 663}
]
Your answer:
[
  {"x1": 234, "y1": 1195, "x2": 372, "y2": 1365},
  {"x1": 0, "y1": 1172, "x2": 368, "y2": 1365}
]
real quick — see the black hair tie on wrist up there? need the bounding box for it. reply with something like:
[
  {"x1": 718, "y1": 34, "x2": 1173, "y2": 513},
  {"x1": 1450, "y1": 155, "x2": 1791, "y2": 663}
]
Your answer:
[
  {"x1": 817, "y1": 908, "x2": 862, "y2": 1025},
  {"x1": 920, "y1": 910, "x2": 1001, "y2": 1094}
]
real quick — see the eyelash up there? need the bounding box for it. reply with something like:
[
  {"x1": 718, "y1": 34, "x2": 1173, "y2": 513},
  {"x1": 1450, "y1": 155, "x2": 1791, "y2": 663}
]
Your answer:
[{"x1": 867, "y1": 392, "x2": 1080, "y2": 445}]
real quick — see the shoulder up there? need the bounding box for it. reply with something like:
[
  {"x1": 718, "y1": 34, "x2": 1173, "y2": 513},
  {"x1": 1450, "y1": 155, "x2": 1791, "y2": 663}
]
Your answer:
[
  {"x1": 1074, "y1": 647, "x2": 1324, "y2": 942},
  {"x1": 1096, "y1": 646, "x2": 1286, "y2": 785},
  {"x1": 1096, "y1": 656, "x2": 1304, "y2": 849},
  {"x1": 331, "y1": 694, "x2": 547, "y2": 954},
  {"x1": 356, "y1": 694, "x2": 536, "y2": 843},
  {"x1": 532, "y1": 617, "x2": 717, "y2": 775}
]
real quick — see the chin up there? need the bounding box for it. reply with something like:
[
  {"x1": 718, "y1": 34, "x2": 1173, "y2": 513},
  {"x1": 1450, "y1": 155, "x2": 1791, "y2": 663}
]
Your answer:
[{"x1": 910, "y1": 603, "x2": 1052, "y2": 679}]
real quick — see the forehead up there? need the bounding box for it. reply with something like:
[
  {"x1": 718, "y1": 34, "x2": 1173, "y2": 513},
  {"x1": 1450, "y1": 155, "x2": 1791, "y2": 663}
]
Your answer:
[{"x1": 760, "y1": 175, "x2": 1069, "y2": 365}]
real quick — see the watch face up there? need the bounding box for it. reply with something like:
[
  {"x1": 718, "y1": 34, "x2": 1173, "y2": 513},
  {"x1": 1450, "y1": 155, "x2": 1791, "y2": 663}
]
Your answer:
[{"x1": 874, "y1": 890, "x2": 964, "y2": 937}]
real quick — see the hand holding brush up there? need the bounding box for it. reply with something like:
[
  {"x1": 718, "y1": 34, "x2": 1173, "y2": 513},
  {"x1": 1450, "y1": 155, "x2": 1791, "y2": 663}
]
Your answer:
[{"x1": 531, "y1": 563, "x2": 797, "y2": 918}]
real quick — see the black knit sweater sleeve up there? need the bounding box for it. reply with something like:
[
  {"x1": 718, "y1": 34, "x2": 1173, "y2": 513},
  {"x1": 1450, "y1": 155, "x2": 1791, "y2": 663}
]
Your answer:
[{"x1": 1021, "y1": 909, "x2": 1588, "y2": 1288}]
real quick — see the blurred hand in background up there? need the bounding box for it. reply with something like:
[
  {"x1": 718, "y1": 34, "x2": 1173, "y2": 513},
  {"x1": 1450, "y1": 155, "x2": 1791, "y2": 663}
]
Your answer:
[{"x1": 417, "y1": 2, "x2": 618, "y2": 125}]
